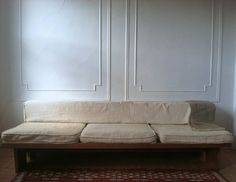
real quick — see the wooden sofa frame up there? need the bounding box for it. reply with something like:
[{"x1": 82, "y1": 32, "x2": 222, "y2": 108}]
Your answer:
[{"x1": 2, "y1": 143, "x2": 231, "y2": 172}]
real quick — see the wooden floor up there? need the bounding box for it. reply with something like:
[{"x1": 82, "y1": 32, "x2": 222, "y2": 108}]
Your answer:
[
  {"x1": 0, "y1": 148, "x2": 15, "y2": 182},
  {"x1": 0, "y1": 148, "x2": 236, "y2": 182}
]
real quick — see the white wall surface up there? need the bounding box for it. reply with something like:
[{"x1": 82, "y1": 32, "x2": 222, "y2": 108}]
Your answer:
[
  {"x1": 0, "y1": 0, "x2": 235, "y2": 144},
  {"x1": 0, "y1": 0, "x2": 4, "y2": 131},
  {"x1": 0, "y1": 0, "x2": 11, "y2": 133},
  {"x1": 216, "y1": 0, "x2": 236, "y2": 145},
  {"x1": 234, "y1": 57, "x2": 236, "y2": 148},
  {"x1": 233, "y1": 2, "x2": 236, "y2": 148}
]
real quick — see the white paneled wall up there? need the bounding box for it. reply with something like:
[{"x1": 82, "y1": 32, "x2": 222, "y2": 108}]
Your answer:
[
  {"x1": 234, "y1": 60, "x2": 236, "y2": 148},
  {"x1": 0, "y1": 0, "x2": 235, "y2": 141},
  {"x1": 127, "y1": 0, "x2": 222, "y2": 101},
  {"x1": 12, "y1": 0, "x2": 226, "y2": 102},
  {"x1": 233, "y1": 5, "x2": 236, "y2": 148},
  {"x1": 0, "y1": 0, "x2": 11, "y2": 132},
  {"x1": 0, "y1": 0, "x2": 4, "y2": 131},
  {"x1": 19, "y1": 0, "x2": 111, "y2": 100}
]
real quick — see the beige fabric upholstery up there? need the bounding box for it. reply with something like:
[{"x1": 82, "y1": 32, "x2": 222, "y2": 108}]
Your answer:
[
  {"x1": 190, "y1": 122, "x2": 225, "y2": 131},
  {"x1": 132, "y1": 102, "x2": 191, "y2": 124},
  {"x1": 80, "y1": 124, "x2": 157, "y2": 143},
  {"x1": 186, "y1": 101, "x2": 215, "y2": 122},
  {"x1": 1, "y1": 122, "x2": 85, "y2": 144},
  {"x1": 24, "y1": 101, "x2": 134, "y2": 123},
  {"x1": 151, "y1": 124, "x2": 233, "y2": 144},
  {"x1": 24, "y1": 101, "x2": 191, "y2": 124},
  {"x1": 2, "y1": 100, "x2": 233, "y2": 146}
]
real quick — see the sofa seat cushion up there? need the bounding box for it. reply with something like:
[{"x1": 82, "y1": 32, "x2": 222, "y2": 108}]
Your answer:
[
  {"x1": 80, "y1": 124, "x2": 156, "y2": 143},
  {"x1": 151, "y1": 124, "x2": 233, "y2": 144},
  {"x1": 1, "y1": 122, "x2": 85, "y2": 144}
]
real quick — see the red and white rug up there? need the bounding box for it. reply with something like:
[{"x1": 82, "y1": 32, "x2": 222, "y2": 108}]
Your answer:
[{"x1": 12, "y1": 169, "x2": 228, "y2": 182}]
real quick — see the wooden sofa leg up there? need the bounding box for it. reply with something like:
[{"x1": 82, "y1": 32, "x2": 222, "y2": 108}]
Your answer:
[
  {"x1": 14, "y1": 149, "x2": 27, "y2": 173},
  {"x1": 205, "y1": 149, "x2": 219, "y2": 170}
]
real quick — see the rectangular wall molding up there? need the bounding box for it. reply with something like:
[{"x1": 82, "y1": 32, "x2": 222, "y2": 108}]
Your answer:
[
  {"x1": 17, "y1": 0, "x2": 223, "y2": 102},
  {"x1": 19, "y1": 0, "x2": 111, "y2": 101},
  {"x1": 125, "y1": 0, "x2": 223, "y2": 102}
]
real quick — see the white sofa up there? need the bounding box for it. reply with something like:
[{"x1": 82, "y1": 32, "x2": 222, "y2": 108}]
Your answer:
[{"x1": 1, "y1": 100, "x2": 233, "y2": 172}]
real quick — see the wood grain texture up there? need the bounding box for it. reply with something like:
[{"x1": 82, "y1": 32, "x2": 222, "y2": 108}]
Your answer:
[{"x1": 2, "y1": 143, "x2": 231, "y2": 150}]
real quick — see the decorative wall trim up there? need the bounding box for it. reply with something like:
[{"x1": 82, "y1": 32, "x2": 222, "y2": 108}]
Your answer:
[
  {"x1": 125, "y1": 0, "x2": 222, "y2": 102},
  {"x1": 133, "y1": 0, "x2": 219, "y2": 93},
  {"x1": 215, "y1": 0, "x2": 223, "y2": 102},
  {"x1": 98, "y1": 0, "x2": 102, "y2": 88},
  {"x1": 107, "y1": 0, "x2": 111, "y2": 101},
  {"x1": 133, "y1": 0, "x2": 138, "y2": 88},
  {"x1": 124, "y1": 0, "x2": 130, "y2": 101},
  {"x1": 19, "y1": 0, "x2": 111, "y2": 94}
]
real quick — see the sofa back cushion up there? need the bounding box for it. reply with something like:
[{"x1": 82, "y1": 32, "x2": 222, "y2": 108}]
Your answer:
[
  {"x1": 24, "y1": 101, "x2": 191, "y2": 124},
  {"x1": 132, "y1": 102, "x2": 191, "y2": 124},
  {"x1": 24, "y1": 101, "x2": 133, "y2": 123},
  {"x1": 186, "y1": 101, "x2": 215, "y2": 122}
]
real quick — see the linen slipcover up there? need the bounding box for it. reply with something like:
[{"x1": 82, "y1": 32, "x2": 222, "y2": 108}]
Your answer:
[
  {"x1": 186, "y1": 101, "x2": 215, "y2": 122},
  {"x1": 190, "y1": 122, "x2": 225, "y2": 131},
  {"x1": 80, "y1": 124, "x2": 157, "y2": 143},
  {"x1": 1, "y1": 101, "x2": 233, "y2": 145},
  {"x1": 1, "y1": 122, "x2": 85, "y2": 144},
  {"x1": 24, "y1": 101, "x2": 191, "y2": 125},
  {"x1": 151, "y1": 124, "x2": 233, "y2": 144},
  {"x1": 24, "y1": 101, "x2": 134, "y2": 123},
  {"x1": 132, "y1": 102, "x2": 191, "y2": 124}
]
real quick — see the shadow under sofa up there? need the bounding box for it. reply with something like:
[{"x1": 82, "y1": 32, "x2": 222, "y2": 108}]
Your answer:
[{"x1": 1, "y1": 101, "x2": 233, "y2": 172}]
